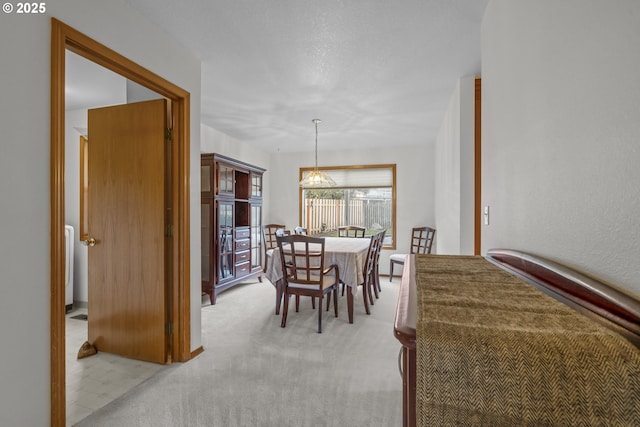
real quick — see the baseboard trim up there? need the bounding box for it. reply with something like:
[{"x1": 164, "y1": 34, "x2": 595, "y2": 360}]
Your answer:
[{"x1": 73, "y1": 300, "x2": 88, "y2": 309}]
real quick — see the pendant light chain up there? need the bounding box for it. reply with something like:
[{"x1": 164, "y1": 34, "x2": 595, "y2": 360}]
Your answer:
[
  {"x1": 314, "y1": 119, "x2": 319, "y2": 170},
  {"x1": 299, "y1": 118, "x2": 336, "y2": 187}
]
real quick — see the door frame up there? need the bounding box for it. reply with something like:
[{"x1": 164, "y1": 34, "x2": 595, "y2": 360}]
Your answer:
[
  {"x1": 50, "y1": 18, "x2": 192, "y2": 426},
  {"x1": 474, "y1": 77, "x2": 482, "y2": 255}
]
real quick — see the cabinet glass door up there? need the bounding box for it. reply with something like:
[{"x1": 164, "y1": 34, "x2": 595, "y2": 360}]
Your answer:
[
  {"x1": 217, "y1": 201, "x2": 234, "y2": 282},
  {"x1": 251, "y1": 173, "x2": 262, "y2": 198},
  {"x1": 218, "y1": 164, "x2": 234, "y2": 195},
  {"x1": 201, "y1": 201, "x2": 212, "y2": 283},
  {"x1": 250, "y1": 204, "x2": 262, "y2": 270}
]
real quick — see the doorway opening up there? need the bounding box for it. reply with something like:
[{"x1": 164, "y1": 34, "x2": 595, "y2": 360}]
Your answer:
[{"x1": 51, "y1": 18, "x2": 192, "y2": 426}]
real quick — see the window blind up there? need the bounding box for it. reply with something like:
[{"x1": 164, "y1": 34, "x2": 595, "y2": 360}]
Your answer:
[{"x1": 301, "y1": 166, "x2": 394, "y2": 188}]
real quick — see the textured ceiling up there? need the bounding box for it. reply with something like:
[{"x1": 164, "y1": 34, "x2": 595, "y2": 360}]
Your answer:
[{"x1": 70, "y1": 1, "x2": 488, "y2": 153}]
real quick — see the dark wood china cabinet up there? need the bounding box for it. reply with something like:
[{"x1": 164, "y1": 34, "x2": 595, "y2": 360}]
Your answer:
[{"x1": 201, "y1": 153, "x2": 265, "y2": 304}]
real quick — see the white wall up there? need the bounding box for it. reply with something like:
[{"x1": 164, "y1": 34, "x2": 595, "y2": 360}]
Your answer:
[
  {"x1": 0, "y1": 1, "x2": 201, "y2": 424},
  {"x1": 269, "y1": 144, "x2": 435, "y2": 273},
  {"x1": 482, "y1": 0, "x2": 640, "y2": 296},
  {"x1": 434, "y1": 75, "x2": 476, "y2": 255}
]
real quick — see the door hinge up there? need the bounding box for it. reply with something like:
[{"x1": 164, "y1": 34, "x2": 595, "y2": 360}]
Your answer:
[
  {"x1": 165, "y1": 225, "x2": 173, "y2": 237},
  {"x1": 166, "y1": 128, "x2": 173, "y2": 141},
  {"x1": 166, "y1": 322, "x2": 174, "y2": 335}
]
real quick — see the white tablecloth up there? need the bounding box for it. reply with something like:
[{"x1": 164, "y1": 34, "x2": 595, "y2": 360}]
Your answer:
[{"x1": 265, "y1": 237, "x2": 371, "y2": 294}]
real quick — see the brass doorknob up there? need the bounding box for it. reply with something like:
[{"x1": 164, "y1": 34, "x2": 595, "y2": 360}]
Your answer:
[{"x1": 83, "y1": 237, "x2": 97, "y2": 247}]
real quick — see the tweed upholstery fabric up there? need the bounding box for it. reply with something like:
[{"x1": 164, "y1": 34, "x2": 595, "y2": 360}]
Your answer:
[{"x1": 415, "y1": 254, "x2": 640, "y2": 426}]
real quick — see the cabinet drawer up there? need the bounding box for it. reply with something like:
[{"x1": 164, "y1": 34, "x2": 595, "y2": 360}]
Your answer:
[
  {"x1": 235, "y1": 261, "x2": 250, "y2": 276},
  {"x1": 235, "y1": 250, "x2": 250, "y2": 263},
  {"x1": 235, "y1": 227, "x2": 250, "y2": 239},
  {"x1": 235, "y1": 239, "x2": 250, "y2": 251}
]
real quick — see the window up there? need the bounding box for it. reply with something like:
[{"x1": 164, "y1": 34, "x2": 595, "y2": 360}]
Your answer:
[{"x1": 299, "y1": 164, "x2": 396, "y2": 248}]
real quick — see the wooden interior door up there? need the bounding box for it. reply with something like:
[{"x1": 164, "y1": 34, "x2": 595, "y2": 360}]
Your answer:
[{"x1": 86, "y1": 99, "x2": 168, "y2": 364}]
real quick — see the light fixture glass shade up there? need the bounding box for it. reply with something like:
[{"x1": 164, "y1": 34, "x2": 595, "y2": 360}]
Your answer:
[
  {"x1": 300, "y1": 169, "x2": 337, "y2": 188},
  {"x1": 299, "y1": 118, "x2": 336, "y2": 188}
]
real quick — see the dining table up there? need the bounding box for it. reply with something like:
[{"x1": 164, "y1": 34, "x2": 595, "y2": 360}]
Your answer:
[{"x1": 264, "y1": 236, "x2": 372, "y2": 323}]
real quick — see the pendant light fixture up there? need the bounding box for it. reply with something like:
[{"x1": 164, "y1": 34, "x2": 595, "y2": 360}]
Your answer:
[{"x1": 299, "y1": 119, "x2": 336, "y2": 188}]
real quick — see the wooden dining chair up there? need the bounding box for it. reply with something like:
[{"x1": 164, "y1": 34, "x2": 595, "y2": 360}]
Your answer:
[
  {"x1": 262, "y1": 224, "x2": 286, "y2": 270},
  {"x1": 340, "y1": 230, "x2": 383, "y2": 311},
  {"x1": 389, "y1": 227, "x2": 435, "y2": 281},
  {"x1": 371, "y1": 229, "x2": 386, "y2": 299},
  {"x1": 262, "y1": 224, "x2": 287, "y2": 314},
  {"x1": 276, "y1": 228, "x2": 316, "y2": 313},
  {"x1": 276, "y1": 234, "x2": 340, "y2": 333},
  {"x1": 360, "y1": 231, "x2": 384, "y2": 314},
  {"x1": 337, "y1": 225, "x2": 366, "y2": 238}
]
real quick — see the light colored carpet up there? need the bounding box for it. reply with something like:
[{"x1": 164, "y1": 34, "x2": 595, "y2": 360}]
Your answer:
[{"x1": 75, "y1": 278, "x2": 403, "y2": 427}]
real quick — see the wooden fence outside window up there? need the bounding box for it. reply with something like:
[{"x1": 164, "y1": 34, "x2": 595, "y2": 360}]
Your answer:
[{"x1": 303, "y1": 198, "x2": 391, "y2": 235}]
